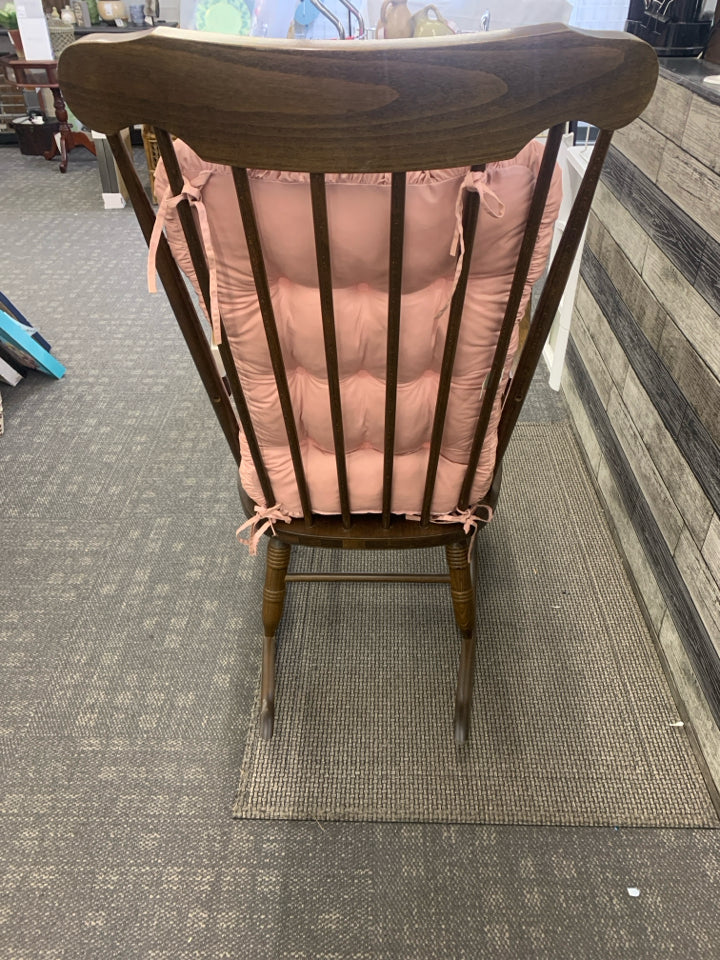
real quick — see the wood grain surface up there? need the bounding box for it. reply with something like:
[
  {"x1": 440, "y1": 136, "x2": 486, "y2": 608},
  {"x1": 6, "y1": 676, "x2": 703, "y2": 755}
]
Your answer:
[
  {"x1": 59, "y1": 24, "x2": 658, "y2": 172},
  {"x1": 682, "y1": 94, "x2": 720, "y2": 176},
  {"x1": 696, "y1": 239, "x2": 720, "y2": 317},
  {"x1": 612, "y1": 116, "x2": 667, "y2": 183},
  {"x1": 586, "y1": 210, "x2": 668, "y2": 351},
  {"x1": 642, "y1": 242, "x2": 720, "y2": 383},
  {"x1": 602, "y1": 145, "x2": 707, "y2": 287},
  {"x1": 657, "y1": 141, "x2": 720, "y2": 246},
  {"x1": 566, "y1": 337, "x2": 720, "y2": 727},
  {"x1": 640, "y1": 74, "x2": 691, "y2": 147},
  {"x1": 622, "y1": 367, "x2": 713, "y2": 549},
  {"x1": 703, "y1": 517, "x2": 720, "y2": 585},
  {"x1": 582, "y1": 244, "x2": 720, "y2": 517},
  {"x1": 658, "y1": 317, "x2": 720, "y2": 448},
  {"x1": 606, "y1": 385, "x2": 684, "y2": 553}
]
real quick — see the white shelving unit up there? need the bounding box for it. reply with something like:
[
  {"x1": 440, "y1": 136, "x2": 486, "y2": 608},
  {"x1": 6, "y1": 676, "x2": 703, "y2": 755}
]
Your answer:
[{"x1": 543, "y1": 133, "x2": 592, "y2": 390}]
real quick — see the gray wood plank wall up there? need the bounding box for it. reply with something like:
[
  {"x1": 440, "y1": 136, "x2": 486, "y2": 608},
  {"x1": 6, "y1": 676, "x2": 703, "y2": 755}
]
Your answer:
[{"x1": 561, "y1": 73, "x2": 720, "y2": 780}]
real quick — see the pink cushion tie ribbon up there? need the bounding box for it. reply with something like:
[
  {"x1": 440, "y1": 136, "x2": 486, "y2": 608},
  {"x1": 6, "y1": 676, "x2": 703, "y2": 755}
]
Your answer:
[
  {"x1": 236, "y1": 503, "x2": 294, "y2": 556},
  {"x1": 439, "y1": 168, "x2": 506, "y2": 319},
  {"x1": 407, "y1": 504, "x2": 494, "y2": 560},
  {"x1": 147, "y1": 170, "x2": 223, "y2": 344}
]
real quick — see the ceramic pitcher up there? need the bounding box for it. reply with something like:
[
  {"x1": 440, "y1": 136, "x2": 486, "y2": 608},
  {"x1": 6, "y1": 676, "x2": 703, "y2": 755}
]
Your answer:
[{"x1": 378, "y1": 0, "x2": 412, "y2": 38}]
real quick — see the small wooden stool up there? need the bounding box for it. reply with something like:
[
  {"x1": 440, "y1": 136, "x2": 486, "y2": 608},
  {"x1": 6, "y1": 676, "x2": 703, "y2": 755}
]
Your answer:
[{"x1": 2, "y1": 59, "x2": 96, "y2": 173}]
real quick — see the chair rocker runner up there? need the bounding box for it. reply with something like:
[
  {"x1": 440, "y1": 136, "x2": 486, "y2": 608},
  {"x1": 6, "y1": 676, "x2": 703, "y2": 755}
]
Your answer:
[{"x1": 59, "y1": 25, "x2": 658, "y2": 744}]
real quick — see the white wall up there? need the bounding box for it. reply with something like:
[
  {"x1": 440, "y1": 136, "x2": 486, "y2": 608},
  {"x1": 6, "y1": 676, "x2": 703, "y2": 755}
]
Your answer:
[
  {"x1": 568, "y1": 0, "x2": 629, "y2": 31},
  {"x1": 160, "y1": 0, "x2": 629, "y2": 35},
  {"x1": 159, "y1": 0, "x2": 181, "y2": 23}
]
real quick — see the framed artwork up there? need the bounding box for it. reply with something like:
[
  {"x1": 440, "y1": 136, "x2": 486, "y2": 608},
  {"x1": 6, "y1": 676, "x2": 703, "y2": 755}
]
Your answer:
[{"x1": 0, "y1": 308, "x2": 66, "y2": 380}]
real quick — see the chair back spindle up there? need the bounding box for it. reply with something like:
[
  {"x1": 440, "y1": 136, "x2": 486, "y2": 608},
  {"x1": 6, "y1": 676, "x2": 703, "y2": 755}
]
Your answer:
[
  {"x1": 106, "y1": 129, "x2": 243, "y2": 466},
  {"x1": 457, "y1": 123, "x2": 564, "y2": 510},
  {"x1": 310, "y1": 172, "x2": 352, "y2": 529},
  {"x1": 496, "y1": 128, "x2": 614, "y2": 463},
  {"x1": 153, "y1": 126, "x2": 275, "y2": 505},
  {"x1": 382, "y1": 172, "x2": 407, "y2": 529},
  {"x1": 232, "y1": 166, "x2": 315, "y2": 524},
  {"x1": 420, "y1": 184, "x2": 480, "y2": 526}
]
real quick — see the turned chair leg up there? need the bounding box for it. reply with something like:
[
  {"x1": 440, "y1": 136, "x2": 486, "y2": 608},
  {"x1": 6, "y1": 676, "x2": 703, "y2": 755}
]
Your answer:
[
  {"x1": 445, "y1": 540, "x2": 477, "y2": 745},
  {"x1": 260, "y1": 538, "x2": 291, "y2": 740}
]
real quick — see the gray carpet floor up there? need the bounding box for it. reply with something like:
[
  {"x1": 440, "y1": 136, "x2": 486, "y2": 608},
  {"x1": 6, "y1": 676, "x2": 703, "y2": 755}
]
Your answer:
[
  {"x1": 236, "y1": 422, "x2": 716, "y2": 827},
  {"x1": 2, "y1": 146, "x2": 720, "y2": 959}
]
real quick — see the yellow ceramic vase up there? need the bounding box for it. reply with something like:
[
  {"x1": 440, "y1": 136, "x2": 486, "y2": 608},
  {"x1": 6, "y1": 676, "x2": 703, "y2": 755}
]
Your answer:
[{"x1": 411, "y1": 4, "x2": 454, "y2": 37}]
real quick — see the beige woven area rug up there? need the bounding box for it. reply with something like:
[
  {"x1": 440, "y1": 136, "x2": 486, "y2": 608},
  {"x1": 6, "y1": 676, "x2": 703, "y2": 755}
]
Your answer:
[{"x1": 234, "y1": 422, "x2": 718, "y2": 827}]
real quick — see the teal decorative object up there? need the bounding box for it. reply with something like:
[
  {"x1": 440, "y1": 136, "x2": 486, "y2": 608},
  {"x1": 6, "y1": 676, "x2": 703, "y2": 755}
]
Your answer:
[
  {"x1": 195, "y1": 0, "x2": 252, "y2": 34},
  {"x1": 293, "y1": 0, "x2": 319, "y2": 26}
]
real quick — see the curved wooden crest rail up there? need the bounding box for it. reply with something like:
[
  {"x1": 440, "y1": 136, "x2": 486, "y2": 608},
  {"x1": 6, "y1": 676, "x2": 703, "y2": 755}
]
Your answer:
[{"x1": 60, "y1": 26, "x2": 658, "y2": 744}]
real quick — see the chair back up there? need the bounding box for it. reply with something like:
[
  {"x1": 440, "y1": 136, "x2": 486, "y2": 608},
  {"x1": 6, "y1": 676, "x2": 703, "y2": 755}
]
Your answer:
[{"x1": 59, "y1": 26, "x2": 658, "y2": 535}]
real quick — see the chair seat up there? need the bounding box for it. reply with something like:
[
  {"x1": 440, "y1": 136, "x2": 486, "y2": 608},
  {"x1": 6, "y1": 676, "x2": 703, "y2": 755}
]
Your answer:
[
  {"x1": 271, "y1": 512, "x2": 478, "y2": 549},
  {"x1": 238, "y1": 467, "x2": 501, "y2": 549}
]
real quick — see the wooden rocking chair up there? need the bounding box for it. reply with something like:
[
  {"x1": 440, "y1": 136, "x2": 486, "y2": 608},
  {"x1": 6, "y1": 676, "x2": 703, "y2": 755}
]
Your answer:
[{"x1": 59, "y1": 26, "x2": 657, "y2": 744}]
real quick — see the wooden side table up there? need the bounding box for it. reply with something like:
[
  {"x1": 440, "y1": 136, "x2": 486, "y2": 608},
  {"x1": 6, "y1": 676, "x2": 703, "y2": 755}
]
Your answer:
[{"x1": 2, "y1": 58, "x2": 96, "y2": 173}]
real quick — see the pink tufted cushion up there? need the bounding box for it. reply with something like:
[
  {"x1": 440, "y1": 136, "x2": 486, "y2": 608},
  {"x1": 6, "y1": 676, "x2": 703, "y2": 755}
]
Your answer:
[{"x1": 153, "y1": 140, "x2": 561, "y2": 519}]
